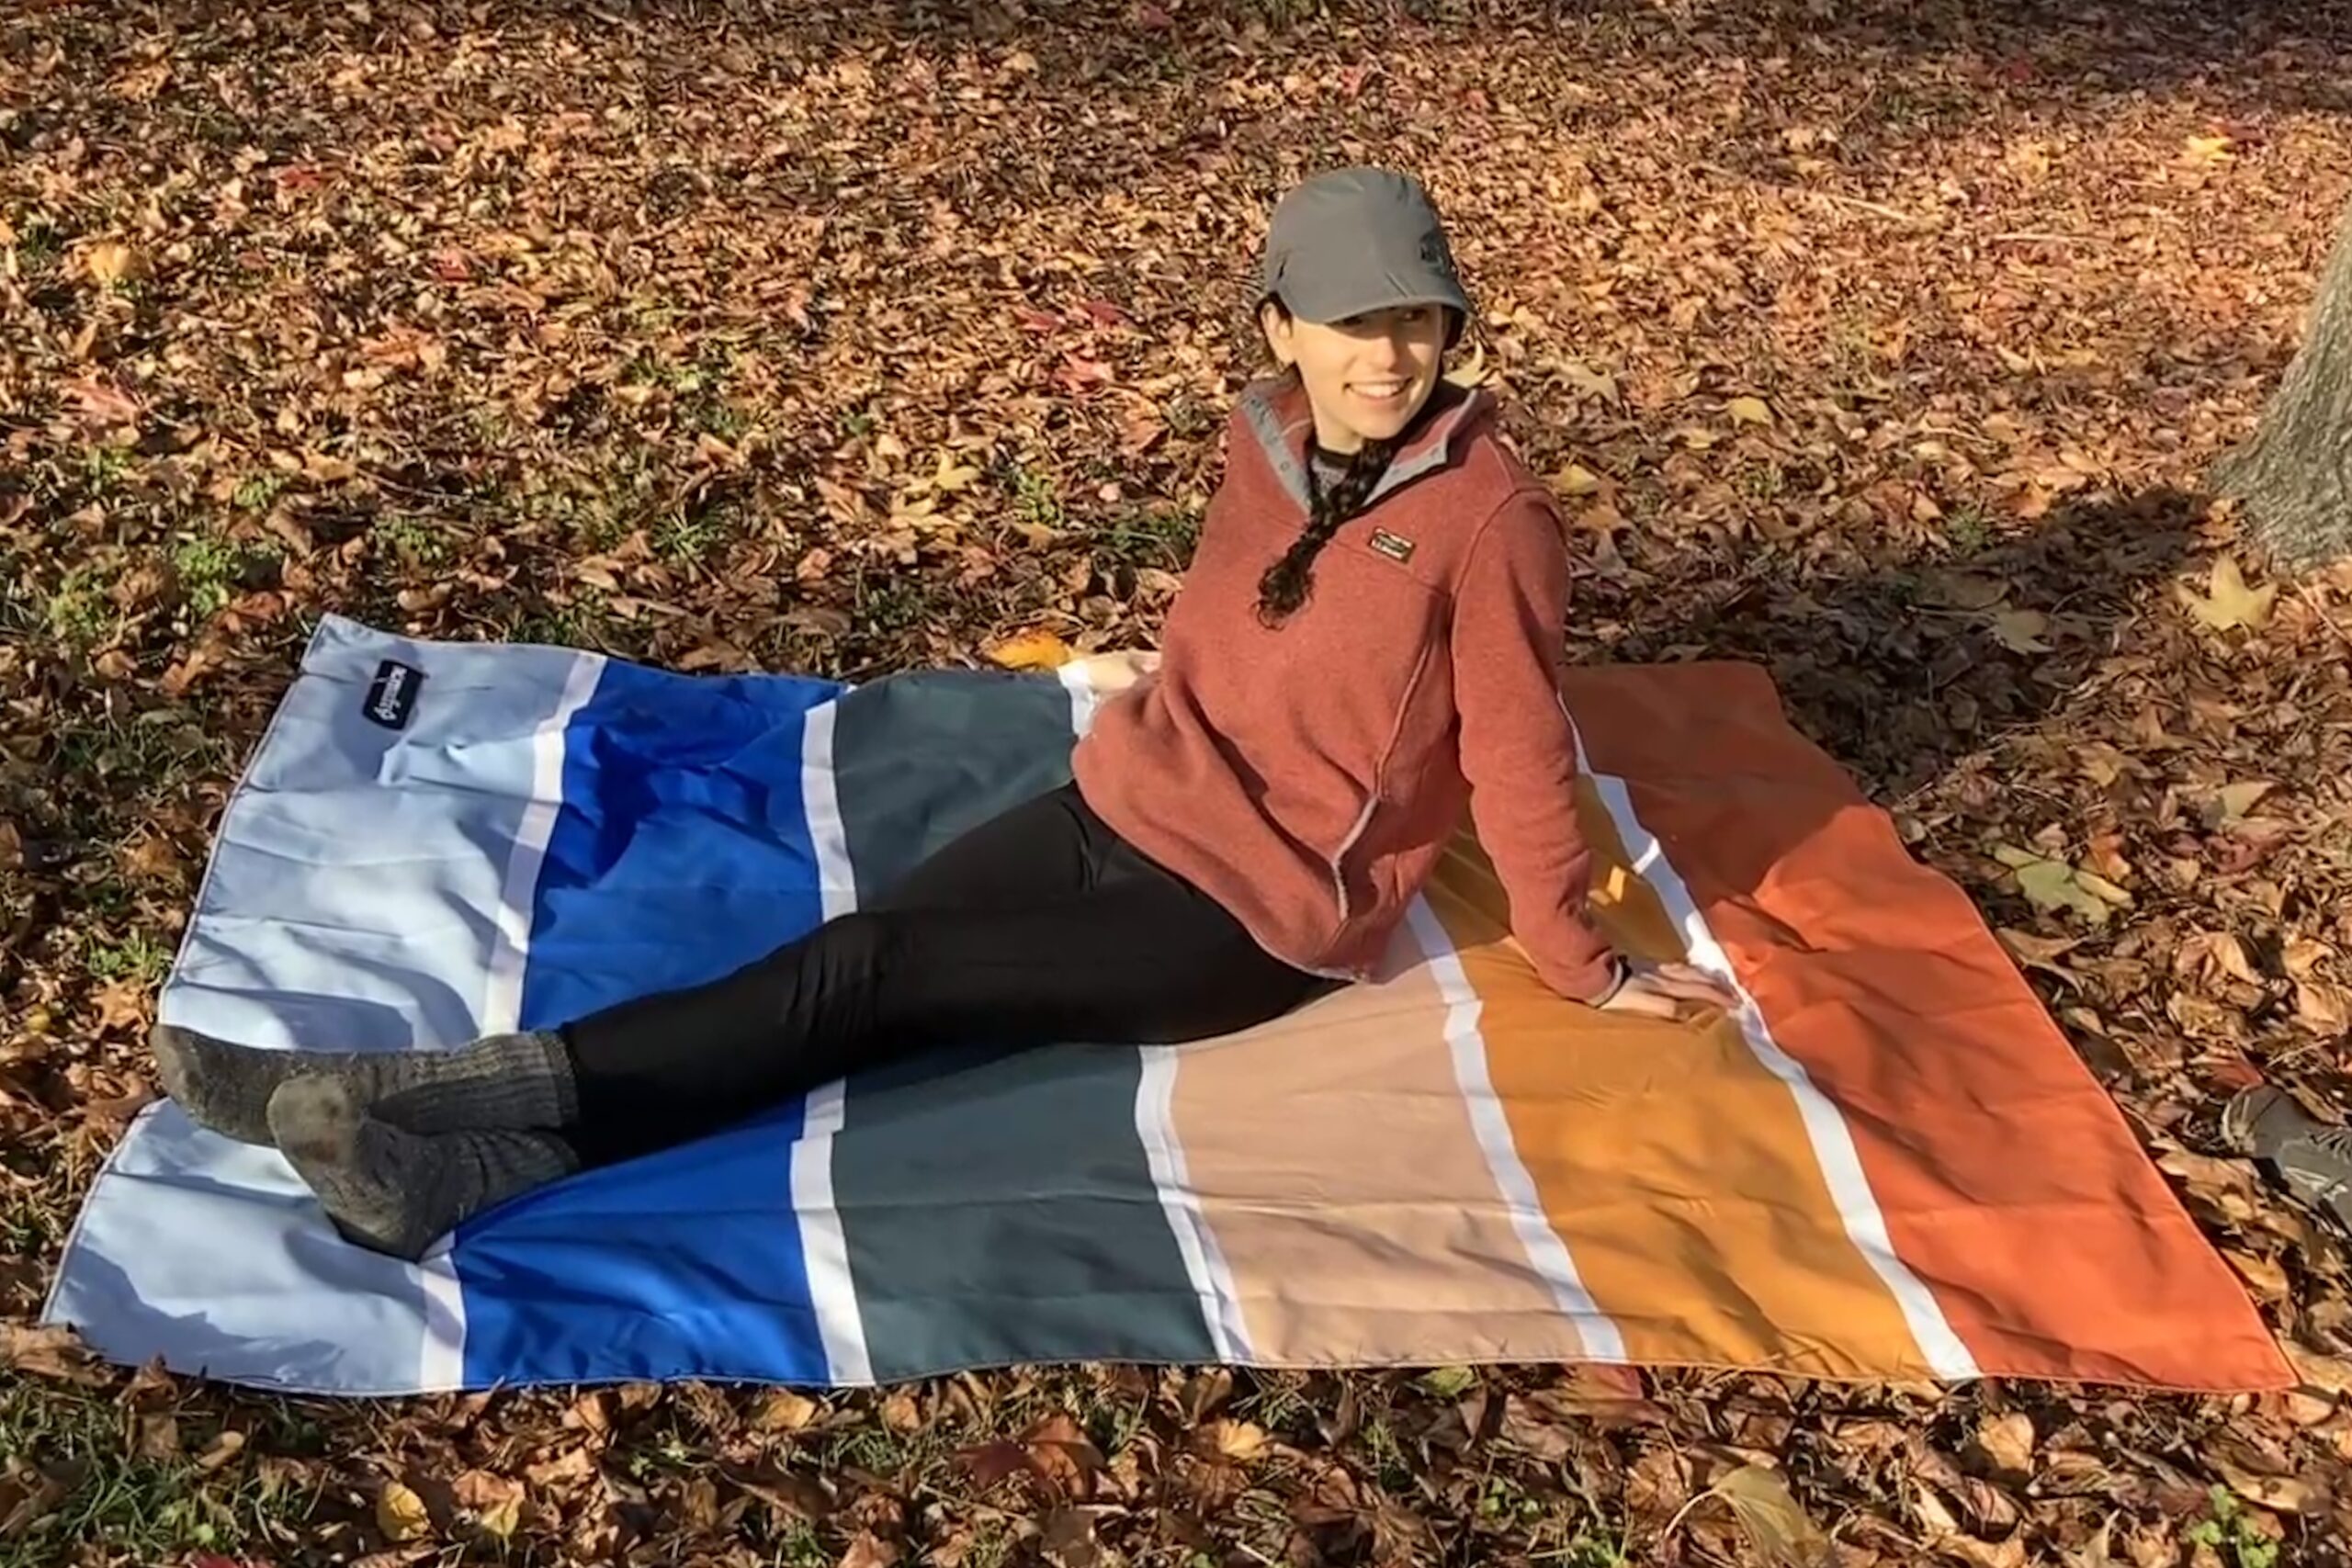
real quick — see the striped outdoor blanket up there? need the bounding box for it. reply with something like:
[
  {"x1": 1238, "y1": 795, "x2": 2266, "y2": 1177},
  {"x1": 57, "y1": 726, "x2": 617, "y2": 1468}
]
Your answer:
[{"x1": 46, "y1": 615, "x2": 2287, "y2": 1394}]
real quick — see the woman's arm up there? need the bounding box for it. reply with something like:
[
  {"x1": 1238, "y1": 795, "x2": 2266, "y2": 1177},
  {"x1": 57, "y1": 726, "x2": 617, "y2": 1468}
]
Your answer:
[{"x1": 1448, "y1": 491, "x2": 1621, "y2": 1002}]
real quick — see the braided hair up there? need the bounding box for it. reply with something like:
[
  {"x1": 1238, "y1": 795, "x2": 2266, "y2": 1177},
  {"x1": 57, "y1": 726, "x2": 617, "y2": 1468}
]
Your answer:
[{"x1": 1255, "y1": 437, "x2": 1396, "y2": 626}]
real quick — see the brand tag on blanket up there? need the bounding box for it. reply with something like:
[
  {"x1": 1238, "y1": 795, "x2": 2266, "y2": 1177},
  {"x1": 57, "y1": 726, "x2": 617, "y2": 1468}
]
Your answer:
[
  {"x1": 362, "y1": 659, "x2": 425, "y2": 730},
  {"x1": 1368, "y1": 528, "x2": 1417, "y2": 564}
]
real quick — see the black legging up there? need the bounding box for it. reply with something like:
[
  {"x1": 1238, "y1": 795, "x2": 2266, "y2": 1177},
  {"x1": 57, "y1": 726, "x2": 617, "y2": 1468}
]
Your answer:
[{"x1": 560, "y1": 783, "x2": 1334, "y2": 1163}]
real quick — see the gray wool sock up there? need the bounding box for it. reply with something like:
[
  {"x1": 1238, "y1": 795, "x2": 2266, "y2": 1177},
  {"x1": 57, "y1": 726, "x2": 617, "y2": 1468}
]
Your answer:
[
  {"x1": 153, "y1": 1023, "x2": 576, "y2": 1146},
  {"x1": 266, "y1": 1076, "x2": 580, "y2": 1261}
]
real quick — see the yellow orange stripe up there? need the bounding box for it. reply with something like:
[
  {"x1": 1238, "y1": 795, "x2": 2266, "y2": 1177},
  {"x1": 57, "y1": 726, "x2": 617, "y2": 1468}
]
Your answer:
[{"x1": 1427, "y1": 804, "x2": 1938, "y2": 1378}]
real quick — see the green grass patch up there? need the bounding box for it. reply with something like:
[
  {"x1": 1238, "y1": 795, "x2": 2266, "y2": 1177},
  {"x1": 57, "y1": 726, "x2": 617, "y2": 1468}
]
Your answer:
[
  {"x1": 44, "y1": 565, "x2": 112, "y2": 648},
  {"x1": 0, "y1": 1383, "x2": 311, "y2": 1568}
]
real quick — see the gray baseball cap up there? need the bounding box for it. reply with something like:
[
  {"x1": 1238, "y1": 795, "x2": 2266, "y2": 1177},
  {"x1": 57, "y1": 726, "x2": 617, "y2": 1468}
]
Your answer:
[{"x1": 1256, "y1": 168, "x2": 1473, "y2": 326}]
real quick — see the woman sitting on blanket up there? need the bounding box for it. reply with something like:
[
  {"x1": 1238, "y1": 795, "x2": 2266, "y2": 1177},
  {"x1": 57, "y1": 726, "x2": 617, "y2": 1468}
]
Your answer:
[{"x1": 153, "y1": 168, "x2": 1736, "y2": 1260}]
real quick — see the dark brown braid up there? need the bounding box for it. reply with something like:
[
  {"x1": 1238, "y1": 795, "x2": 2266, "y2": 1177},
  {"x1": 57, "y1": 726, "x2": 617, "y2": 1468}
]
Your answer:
[{"x1": 1255, "y1": 438, "x2": 1396, "y2": 626}]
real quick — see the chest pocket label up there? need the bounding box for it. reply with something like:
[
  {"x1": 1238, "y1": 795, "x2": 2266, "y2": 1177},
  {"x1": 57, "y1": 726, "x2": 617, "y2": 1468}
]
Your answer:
[{"x1": 1367, "y1": 528, "x2": 1417, "y2": 565}]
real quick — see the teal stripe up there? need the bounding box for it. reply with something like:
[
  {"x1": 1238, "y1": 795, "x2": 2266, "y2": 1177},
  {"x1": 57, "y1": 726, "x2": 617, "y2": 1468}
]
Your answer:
[{"x1": 825, "y1": 671, "x2": 1219, "y2": 1379}]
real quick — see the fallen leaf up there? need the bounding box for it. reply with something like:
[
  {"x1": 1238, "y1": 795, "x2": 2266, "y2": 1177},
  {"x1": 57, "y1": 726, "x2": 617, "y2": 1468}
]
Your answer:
[
  {"x1": 83, "y1": 240, "x2": 148, "y2": 286},
  {"x1": 1994, "y1": 846, "x2": 2128, "y2": 926},
  {"x1": 879, "y1": 1388, "x2": 923, "y2": 1431},
  {"x1": 1442, "y1": 340, "x2": 1489, "y2": 389},
  {"x1": 2211, "y1": 1455, "x2": 2323, "y2": 1514},
  {"x1": 375, "y1": 1479, "x2": 431, "y2": 1543},
  {"x1": 2224, "y1": 1250, "x2": 2290, "y2": 1301},
  {"x1": 1990, "y1": 608, "x2": 2052, "y2": 653},
  {"x1": 2294, "y1": 982, "x2": 2348, "y2": 1034},
  {"x1": 1556, "y1": 360, "x2": 1621, "y2": 403},
  {"x1": 61, "y1": 377, "x2": 141, "y2": 425},
  {"x1": 1974, "y1": 1412, "x2": 2035, "y2": 1475},
  {"x1": 987, "y1": 628, "x2": 1074, "y2": 671},
  {"x1": 2183, "y1": 132, "x2": 2237, "y2": 163},
  {"x1": 1997, "y1": 928, "x2": 2080, "y2": 976},
  {"x1": 1923, "y1": 570, "x2": 2011, "y2": 611},
  {"x1": 1707, "y1": 1465, "x2": 1833, "y2": 1567},
  {"x1": 2179, "y1": 557, "x2": 2276, "y2": 631},
  {"x1": 1555, "y1": 463, "x2": 1603, "y2": 497},
  {"x1": 1417, "y1": 1365, "x2": 1477, "y2": 1397},
  {"x1": 840, "y1": 1531, "x2": 903, "y2": 1568},
  {"x1": 452, "y1": 1470, "x2": 525, "y2": 1539},
  {"x1": 1202, "y1": 1419, "x2": 1267, "y2": 1462},
  {"x1": 1, "y1": 1323, "x2": 108, "y2": 1385},
  {"x1": 1726, "y1": 395, "x2": 1774, "y2": 426},
  {"x1": 753, "y1": 1388, "x2": 820, "y2": 1431},
  {"x1": 2209, "y1": 781, "x2": 2275, "y2": 825},
  {"x1": 929, "y1": 451, "x2": 983, "y2": 493}
]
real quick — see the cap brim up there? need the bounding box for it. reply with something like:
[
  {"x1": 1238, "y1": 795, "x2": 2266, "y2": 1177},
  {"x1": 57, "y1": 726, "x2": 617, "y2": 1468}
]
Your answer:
[{"x1": 1277, "y1": 265, "x2": 1472, "y2": 325}]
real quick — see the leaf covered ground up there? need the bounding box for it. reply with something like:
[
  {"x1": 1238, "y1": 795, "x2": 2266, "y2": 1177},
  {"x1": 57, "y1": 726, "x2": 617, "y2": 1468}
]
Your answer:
[{"x1": 6, "y1": 1, "x2": 2352, "y2": 1564}]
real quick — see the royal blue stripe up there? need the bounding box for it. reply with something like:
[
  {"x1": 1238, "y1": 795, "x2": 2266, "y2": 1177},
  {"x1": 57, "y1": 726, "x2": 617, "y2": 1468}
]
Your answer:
[{"x1": 455, "y1": 659, "x2": 844, "y2": 1386}]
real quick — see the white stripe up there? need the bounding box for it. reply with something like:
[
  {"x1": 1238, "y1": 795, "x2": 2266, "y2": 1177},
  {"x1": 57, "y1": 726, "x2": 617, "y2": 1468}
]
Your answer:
[
  {"x1": 1568, "y1": 722, "x2": 1981, "y2": 1380},
  {"x1": 1408, "y1": 899, "x2": 1627, "y2": 1359},
  {"x1": 1057, "y1": 660, "x2": 1101, "y2": 738},
  {"x1": 416, "y1": 1242, "x2": 466, "y2": 1391},
  {"x1": 793, "y1": 698, "x2": 872, "y2": 1382},
  {"x1": 801, "y1": 700, "x2": 856, "y2": 921},
  {"x1": 1080, "y1": 661, "x2": 1250, "y2": 1356},
  {"x1": 480, "y1": 650, "x2": 605, "y2": 1033},
  {"x1": 1133, "y1": 1044, "x2": 1251, "y2": 1361}
]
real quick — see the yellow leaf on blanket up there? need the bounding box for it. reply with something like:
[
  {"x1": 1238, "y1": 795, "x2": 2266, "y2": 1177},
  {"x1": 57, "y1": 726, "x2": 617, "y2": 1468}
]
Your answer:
[{"x1": 986, "y1": 629, "x2": 1074, "y2": 671}]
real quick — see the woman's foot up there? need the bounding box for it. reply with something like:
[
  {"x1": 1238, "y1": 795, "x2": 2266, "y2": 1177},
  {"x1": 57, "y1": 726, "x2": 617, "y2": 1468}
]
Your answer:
[
  {"x1": 266, "y1": 1076, "x2": 580, "y2": 1261},
  {"x1": 152, "y1": 1023, "x2": 576, "y2": 1145},
  {"x1": 2222, "y1": 1085, "x2": 2352, "y2": 1229}
]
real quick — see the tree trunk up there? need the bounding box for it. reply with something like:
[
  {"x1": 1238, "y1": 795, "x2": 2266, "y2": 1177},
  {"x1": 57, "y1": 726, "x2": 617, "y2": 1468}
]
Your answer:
[{"x1": 2216, "y1": 196, "x2": 2352, "y2": 570}]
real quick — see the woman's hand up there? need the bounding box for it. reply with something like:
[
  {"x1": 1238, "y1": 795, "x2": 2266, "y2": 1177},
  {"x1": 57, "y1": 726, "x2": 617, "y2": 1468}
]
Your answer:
[{"x1": 1596, "y1": 959, "x2": 1738, "y2": 1021}]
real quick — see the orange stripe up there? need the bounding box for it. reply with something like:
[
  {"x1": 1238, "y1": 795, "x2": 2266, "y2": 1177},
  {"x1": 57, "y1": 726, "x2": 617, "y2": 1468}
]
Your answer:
[
  {"x1": 1429, "y1": 811, "x2": 1935, "y2": 1377},
  {"x1": 1166, "y1": 931, "x2": 1595, "y2": 1366},
  {"x1": 1563, "y1": 663, "x2": 2290, "y2": 1390}
]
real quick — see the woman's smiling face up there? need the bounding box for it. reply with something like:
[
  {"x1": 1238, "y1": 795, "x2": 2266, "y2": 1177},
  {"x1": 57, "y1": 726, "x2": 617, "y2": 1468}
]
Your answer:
[{"x1": 1261, "y1": 301, "x2": 1452, "y2": 454}]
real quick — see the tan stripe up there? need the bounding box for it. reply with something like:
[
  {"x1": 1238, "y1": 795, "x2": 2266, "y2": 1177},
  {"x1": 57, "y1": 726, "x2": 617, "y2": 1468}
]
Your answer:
[
  {"x1": 1167, "y1": 930, "x2": 1594, "y2": 1366},
  {"x1": 1430, "y1": 796, "x2": 1936, "y2": 1378}
]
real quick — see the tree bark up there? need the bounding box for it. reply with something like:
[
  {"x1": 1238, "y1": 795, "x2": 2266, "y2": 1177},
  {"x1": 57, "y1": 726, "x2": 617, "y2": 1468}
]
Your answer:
[{"x1": 2216, "y1": 195, "x2": 2352, "y2": 570}]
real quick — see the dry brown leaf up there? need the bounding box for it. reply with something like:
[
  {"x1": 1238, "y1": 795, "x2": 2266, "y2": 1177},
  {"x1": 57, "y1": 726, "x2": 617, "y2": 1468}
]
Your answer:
[
  {"x1": 1706, "y1": 1464, "x2": 1833, "y2": 1567},
  {"x1": 2224, "y1": 1249, "x2": 2290, "y2": 1301},
  {"x1": 840, "y1": 1531, "x2": 904, "y2": 1568},
  {"x1": 1726, "y1": 395, "x2": 1774, "y2": 426},
  {"x1": 1974, "y1": 1412, "x2": 2035, "y2": 1474},
  {"x1": 1, "y1": 1322, "x2": 108, "y2": 1385},
  {"x1": 753, "y1": 1388, "x2": 820, "y2": 1431},
  {"x1": 2294, "y1": 982, "x2": 2348, "y2": 1034},
  {"x1": 1990, "y1": 608, "x2": 2052, "y2": 653}
]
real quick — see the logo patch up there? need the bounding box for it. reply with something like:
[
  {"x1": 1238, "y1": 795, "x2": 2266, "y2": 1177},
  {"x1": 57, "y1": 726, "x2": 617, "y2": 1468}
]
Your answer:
[
  {"x1": 1368, "y1": 528, "x2": 1417, "y2": 565},
  {"x1": 362, "y1": 659, "x2": 425, "y2": 730}
]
